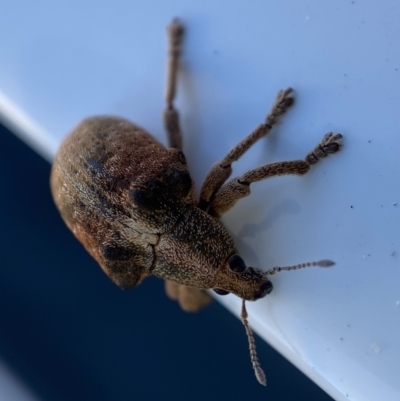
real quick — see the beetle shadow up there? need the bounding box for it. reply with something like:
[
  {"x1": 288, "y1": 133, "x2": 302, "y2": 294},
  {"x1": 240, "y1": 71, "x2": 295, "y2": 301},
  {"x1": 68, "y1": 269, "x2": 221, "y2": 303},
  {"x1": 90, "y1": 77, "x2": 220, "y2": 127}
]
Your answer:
[
  {"x1": 231, "y1": 198, "x2": 301, "y2": 267},
  {"x1": 178, "y1": 66, "x2": 205, "y2": 177}
]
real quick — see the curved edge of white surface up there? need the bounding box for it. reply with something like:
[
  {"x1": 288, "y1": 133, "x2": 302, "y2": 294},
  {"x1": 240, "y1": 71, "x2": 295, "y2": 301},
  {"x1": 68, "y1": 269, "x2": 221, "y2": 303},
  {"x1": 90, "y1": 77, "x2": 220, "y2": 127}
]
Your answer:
[
  {"x1": 218, "y1": 295, "x2": 397, "y2": 401},
  {"x1": 0, "y1": 92, "x2": 55, "y2": 163}
]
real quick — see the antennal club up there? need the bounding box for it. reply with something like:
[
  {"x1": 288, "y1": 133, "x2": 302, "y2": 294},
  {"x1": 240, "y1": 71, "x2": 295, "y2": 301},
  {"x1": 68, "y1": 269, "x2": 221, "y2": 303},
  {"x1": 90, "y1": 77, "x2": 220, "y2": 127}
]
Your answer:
[
  {"x1": 265, "y1": 259, "x2": 335, "y2": 275},
  {"x1": 241, "y1": 300, "x2": 266, "y2": 386}
]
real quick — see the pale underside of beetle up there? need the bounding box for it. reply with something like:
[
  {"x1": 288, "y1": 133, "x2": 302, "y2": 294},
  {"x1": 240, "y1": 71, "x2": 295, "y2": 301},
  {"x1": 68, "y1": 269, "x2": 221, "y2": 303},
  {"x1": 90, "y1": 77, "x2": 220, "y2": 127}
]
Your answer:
[{"x1": 50, "y1": 19, "x2": 342, "y2": 385}]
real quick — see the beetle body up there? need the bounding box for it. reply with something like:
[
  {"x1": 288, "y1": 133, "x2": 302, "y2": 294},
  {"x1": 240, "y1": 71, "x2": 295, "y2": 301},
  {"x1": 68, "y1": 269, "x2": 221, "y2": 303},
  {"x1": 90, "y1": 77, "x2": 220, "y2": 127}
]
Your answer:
[{"x1": 51, "y1": 116, "x2": 268, "y2": 300}]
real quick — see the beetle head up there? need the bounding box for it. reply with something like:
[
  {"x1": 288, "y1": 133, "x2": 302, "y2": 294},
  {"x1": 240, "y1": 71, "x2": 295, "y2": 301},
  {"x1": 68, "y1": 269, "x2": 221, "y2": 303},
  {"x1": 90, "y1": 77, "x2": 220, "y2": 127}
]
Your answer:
[
  {"x1": 211, "y1": 254, "x2": 273, "y2": 301},
  {"x1": 211, "y1": 256, "x2": 334, "y2": 301}
]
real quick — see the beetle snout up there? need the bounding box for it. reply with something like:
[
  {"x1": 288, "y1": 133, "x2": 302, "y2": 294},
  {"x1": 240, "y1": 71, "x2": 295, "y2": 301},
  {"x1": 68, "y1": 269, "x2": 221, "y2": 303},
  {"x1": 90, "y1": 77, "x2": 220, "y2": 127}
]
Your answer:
[{"x1": 254, "y1": 280, "x2": 273, "y2": 300}]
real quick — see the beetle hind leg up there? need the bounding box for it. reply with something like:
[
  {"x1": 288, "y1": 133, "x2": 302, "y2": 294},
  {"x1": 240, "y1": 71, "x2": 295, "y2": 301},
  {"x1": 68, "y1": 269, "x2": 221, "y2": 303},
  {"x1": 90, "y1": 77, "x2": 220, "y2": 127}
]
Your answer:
[
  {"x1": 163, "y1": 19, "x2": 184, "y2": 149},
  {"x1": 165, "y1": 280, "x2": 213, "y2": 312}
]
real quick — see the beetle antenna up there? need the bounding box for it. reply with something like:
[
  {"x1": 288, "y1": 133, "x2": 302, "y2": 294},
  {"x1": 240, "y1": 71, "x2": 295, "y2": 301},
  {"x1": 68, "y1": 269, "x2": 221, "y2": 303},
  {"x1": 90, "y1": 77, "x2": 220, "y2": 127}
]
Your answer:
[
  {"x1": 265, "y1": 259, "x2": 334, "y2": 275},
  {"x1": 241, "y1": 300, "x2": 266, "y2": 386}
]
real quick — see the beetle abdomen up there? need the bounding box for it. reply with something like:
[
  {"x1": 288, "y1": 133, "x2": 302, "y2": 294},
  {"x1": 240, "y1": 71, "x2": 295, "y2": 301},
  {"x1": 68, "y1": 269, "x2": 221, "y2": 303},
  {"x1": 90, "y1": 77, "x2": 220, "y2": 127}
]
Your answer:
[{"x1": 50, "y1": 116, "x2": 196, "y2": 288}]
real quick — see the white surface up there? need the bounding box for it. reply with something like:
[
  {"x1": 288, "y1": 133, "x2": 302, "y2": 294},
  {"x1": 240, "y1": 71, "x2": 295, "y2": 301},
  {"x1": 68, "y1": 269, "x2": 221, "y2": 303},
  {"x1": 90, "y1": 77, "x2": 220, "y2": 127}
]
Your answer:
[{"x1": 1, "y1": 1, "x2": 399, "y2": 400}]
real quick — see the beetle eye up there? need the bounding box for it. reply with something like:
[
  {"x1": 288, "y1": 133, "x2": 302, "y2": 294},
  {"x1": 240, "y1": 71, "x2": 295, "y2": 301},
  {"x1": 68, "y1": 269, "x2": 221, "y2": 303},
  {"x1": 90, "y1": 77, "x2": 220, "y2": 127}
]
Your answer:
[
  {"x1": 228, "y1": 254, "x2": 246, "y2": 273},
  {"x1": 213, "y1": 288, "x2": 230, "y2": 295}
]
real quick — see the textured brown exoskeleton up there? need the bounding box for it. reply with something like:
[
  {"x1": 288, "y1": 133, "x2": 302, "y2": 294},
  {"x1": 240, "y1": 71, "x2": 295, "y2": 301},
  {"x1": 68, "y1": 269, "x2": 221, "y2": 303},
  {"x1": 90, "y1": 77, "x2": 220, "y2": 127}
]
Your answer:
[{"x1": 50, "y1": 19, "x2": 343, "y2": 386}]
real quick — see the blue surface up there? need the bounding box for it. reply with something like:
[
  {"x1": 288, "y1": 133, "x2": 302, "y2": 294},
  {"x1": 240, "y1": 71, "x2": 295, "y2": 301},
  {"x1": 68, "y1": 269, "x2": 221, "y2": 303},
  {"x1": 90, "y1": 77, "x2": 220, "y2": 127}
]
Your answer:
[{"x1": 0, "y1": 124, "x2": 333, "y2": 400}]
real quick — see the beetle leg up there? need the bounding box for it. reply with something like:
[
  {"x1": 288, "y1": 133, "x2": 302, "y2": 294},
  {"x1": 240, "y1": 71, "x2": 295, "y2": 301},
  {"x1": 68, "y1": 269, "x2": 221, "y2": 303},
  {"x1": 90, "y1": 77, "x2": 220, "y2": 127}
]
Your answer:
[
  {"x1": 208, "y1": 133, "x2": 343, "y2": 217},
  {"x1": 163, "y1": 19, "x2": 184, "y2": 149},
  {"x1": 199, "y1": 88, "x2": 294, "y2": 210},
  {"x1": 165, "y1": 281, "x2": 213, "y2": 312},
  {"x1": 165, "y1": 279, "x2": 180, "y2": 300},
  {"x1": 177, "y1": 285, "x2": 213, "y2": 312}
]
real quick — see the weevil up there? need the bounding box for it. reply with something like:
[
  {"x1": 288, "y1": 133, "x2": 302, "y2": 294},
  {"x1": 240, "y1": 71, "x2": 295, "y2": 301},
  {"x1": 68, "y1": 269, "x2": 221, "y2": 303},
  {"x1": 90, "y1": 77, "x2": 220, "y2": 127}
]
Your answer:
[{"x1": 50, "y1": 19, "x2": 343, "y2": 386}]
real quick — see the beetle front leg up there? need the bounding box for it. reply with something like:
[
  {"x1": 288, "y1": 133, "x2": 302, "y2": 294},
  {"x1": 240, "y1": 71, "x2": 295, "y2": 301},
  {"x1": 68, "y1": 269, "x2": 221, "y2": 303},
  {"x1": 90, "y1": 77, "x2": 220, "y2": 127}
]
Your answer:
[
  {"x1": 209, "y1": 132, "x2": 343, "y2": 218},
  {"x1": 199, "y1": 88, "x2": 295, "y2": 210},
  {"x1": 163, "y1": 19, "x2": 184, "y2": 150},
  {"x1": 165, "y1": 280, "x2": 213, "y2": 312}
]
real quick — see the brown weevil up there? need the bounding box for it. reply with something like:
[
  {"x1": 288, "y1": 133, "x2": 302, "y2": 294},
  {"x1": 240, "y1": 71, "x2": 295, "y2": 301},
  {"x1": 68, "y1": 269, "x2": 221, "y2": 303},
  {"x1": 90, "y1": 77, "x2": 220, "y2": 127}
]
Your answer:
[{"x1": 50, "y1": 19, "x2": 343, "y2": 386}]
